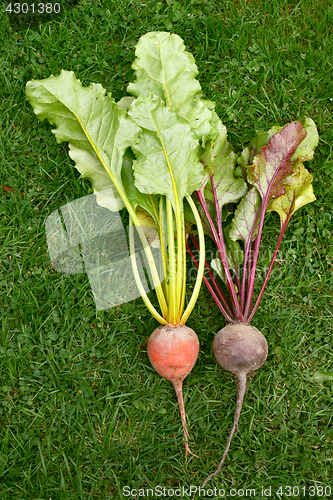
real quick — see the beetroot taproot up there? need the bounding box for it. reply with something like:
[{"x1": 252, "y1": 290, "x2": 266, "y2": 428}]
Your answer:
[
  {"x1": 202, "y1": 323, "x2": 268, "y2": 486},
  {"x1": 148, "y1": 324, "x2": 199, "y2": 458}
]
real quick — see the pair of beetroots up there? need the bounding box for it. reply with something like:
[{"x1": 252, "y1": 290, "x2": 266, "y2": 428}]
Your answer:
[{"x1": 148, "y1": 321, "x2": 267, "y2": 484}]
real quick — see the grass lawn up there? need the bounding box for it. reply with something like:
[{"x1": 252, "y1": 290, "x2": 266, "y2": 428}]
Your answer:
[{"x1": 1, "y1": 0, "x2": 333, "y2": 498}]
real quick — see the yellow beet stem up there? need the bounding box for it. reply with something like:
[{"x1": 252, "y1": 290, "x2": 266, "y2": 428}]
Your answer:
[
  {"x1": 159, "y1": 197, "x2": 169, "y2": 302},
  {"x1": 128, "y1": 219, "x2": 167, "y2": 325},
  {"x1": 166, "y1": 198, "x2": 178, "y2": 324},
  {"x1": 180, "y1": 195, "x2": 205, "y2": 324},
  {"x1": 179, "y1": 209, "x2": 187, "y2": 318}
]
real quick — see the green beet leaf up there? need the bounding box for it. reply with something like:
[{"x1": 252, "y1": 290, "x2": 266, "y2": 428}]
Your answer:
[
  {"x1": 291, "y1": 117, "x2": 319, "y2": 162},
  {"x1": 229, "y1": 187, "x2": 262, "y2": 245},
  {"x1": 237, "y1": 129, "x2": 270, "y2": 168},
  {"x1": 121, "y1": 157, "x2": 170, "y2": 255},
  {"x1": 68, "y1": 145, "x2": 124, "y2": 211},
  {"x1": 121, "y1": 152, "x2": 159, "y2": 221},
  {"x1": 128, "y1": 94, "x2": 204, "y2": 210},
  {"x1": 128, "y1": 31, "x2": 214, "y2": 142},
  {"x1": 266, "y1": 162, "x2": 316, "y2": 225},
  {"x1": 25, "y1": 70, "x2": 140, "y2": 211},
  {"x1": 247, "y1": 121, "x2": 307, "y2": 201},
  {"x1": 200, "y1": 117, "x2": 248, "y2": 211}
]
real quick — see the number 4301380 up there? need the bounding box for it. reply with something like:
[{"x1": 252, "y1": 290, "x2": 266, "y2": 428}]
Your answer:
[
  {"x1": 6, "y1": 3, "x2": 61, "y2": 14},
  {"x1": 277, "y1": 485, "x2": 332, "y2": 497}
]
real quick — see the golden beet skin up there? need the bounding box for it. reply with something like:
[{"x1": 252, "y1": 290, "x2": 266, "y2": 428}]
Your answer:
[{"x1": 147, "y1": 324, "x2": 199, "y2": 382}]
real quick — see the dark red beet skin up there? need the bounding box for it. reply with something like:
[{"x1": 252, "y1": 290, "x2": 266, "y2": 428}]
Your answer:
[
  {"x1": 213, "y1": 323, "x2": 268, "y2": 375},
  {"x1": 202, "y1": 323, "x2": 268, "y2": 487}
]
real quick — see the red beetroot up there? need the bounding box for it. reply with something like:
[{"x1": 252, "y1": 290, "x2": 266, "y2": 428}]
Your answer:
[{"x1": 202, "y1": 323, "x2": 268, "y2": 486}]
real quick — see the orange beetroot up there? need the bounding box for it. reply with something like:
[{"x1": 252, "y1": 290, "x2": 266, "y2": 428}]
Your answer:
[{"x1": 148, "y1": 324, "x2": 199, "y2": 458}]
